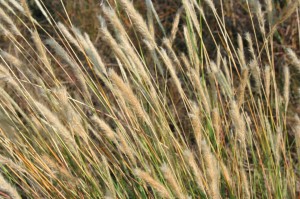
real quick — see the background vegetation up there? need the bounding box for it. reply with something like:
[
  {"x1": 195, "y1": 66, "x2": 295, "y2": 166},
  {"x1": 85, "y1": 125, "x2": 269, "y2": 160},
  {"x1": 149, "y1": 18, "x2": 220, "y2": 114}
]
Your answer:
[{"x1": 0, "y1": 0, "x2": 299, "y2": 198}]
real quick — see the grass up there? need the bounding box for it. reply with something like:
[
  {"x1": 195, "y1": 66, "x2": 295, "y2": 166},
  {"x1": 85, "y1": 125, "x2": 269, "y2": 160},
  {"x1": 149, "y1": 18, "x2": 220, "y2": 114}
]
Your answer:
[{"x1": 0, "y1": 0, "x2": 299, "y2": 198}]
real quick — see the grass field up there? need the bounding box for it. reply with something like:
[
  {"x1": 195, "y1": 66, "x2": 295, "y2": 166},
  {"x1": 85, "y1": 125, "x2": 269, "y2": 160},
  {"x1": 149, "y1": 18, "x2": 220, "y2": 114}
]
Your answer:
[{"x1": 0, "y1": 0, "x2": 299, "y2": 198}]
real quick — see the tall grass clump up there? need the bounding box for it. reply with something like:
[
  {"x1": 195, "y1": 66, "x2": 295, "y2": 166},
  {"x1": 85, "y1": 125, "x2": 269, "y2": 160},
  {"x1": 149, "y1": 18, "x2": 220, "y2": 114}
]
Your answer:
[{"x1": 0, "y1": 0, "x2": 299, "y2": 198}]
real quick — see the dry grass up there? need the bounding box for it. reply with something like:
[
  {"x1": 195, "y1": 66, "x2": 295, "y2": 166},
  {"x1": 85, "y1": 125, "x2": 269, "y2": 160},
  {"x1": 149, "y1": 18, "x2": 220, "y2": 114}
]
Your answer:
[{"x1": 0, "y1": 0, "x2": 299, "y2": 198}]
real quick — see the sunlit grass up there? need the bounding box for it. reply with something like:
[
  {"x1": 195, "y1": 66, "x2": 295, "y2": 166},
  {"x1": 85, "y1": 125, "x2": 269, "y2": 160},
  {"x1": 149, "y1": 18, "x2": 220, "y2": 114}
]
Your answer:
[{"x1": 0, "y1": 0, "x2": 299, "y2": 198}]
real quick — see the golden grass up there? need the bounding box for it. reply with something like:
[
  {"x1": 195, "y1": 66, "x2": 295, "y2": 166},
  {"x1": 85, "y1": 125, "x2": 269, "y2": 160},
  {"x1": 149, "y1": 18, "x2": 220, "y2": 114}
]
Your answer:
[{"x1": 0, "y1": 0, "x2": 299, "y2": 198}]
